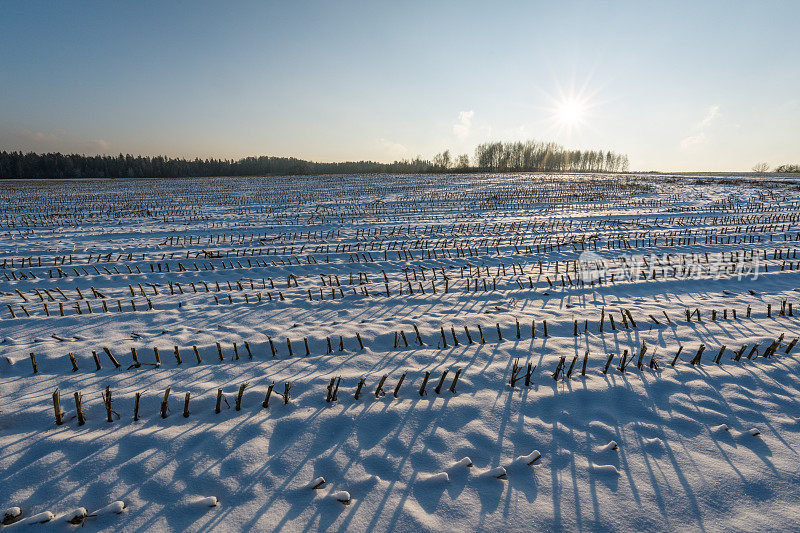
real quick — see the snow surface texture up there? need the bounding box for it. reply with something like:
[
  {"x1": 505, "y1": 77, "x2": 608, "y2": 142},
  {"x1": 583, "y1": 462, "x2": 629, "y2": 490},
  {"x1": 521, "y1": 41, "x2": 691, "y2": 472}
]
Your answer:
[{"x1": 1, "y1": 173, "x2": 800, "y2": 531}]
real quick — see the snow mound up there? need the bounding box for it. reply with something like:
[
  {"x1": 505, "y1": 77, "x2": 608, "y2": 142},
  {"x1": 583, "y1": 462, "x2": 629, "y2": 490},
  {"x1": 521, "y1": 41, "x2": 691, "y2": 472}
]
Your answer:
[
  {"x1": 449, "y1": 457, "x2": 473, "y2": 469},
  {"x1": 642, "y1": 437, "x2": 662, "y2": 447},
  {"x1": 596, "y1": 441, "x2": 619, "y2": 452},
  {"x1": 63, "y1": 507, "x2": 88, "y2": 524},
  {"x1": 419, "y1": 472, "x2": 449, "y2": 483},
  {"x1": 308, "y1": 477, "x2": 326, "y2": 490},
  {"x1": 590, "y1": 464, "x2": 620, "y2": 475},
  {"x1": 513, "y1": 450, "x2": 542, "y2": 465},
  {"x1": 93, "y1": 501, "x2": 126, "y2": 516},
  {"x1": 480, "y1": 466, "x2": 507, "y2": 479},
  {"x1": 3, "y1": 507, "x2": 21, "y2": 525},
  {"x1": 189, "y1": 496, "x2": 218, "y2": 507},
  {"x1": 328, "y1": 491, "x2": 351, "y2": 505},
  {"x1": 731, "y1": 428, "x2": 761, "y2": 438},
  {"x1": 20, "y1": 511, "x2": 54, "y2": 525}
]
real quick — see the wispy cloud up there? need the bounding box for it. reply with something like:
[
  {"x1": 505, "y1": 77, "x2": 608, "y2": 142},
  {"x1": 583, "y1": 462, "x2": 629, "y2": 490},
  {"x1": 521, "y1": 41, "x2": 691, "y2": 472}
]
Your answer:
[
  {"x1": 680, "y1": 132, "x2": 706, "y2": 148},
  {"x1": 378, "y1": 138, "x2": 407, "y2": 158},
  {"x1": 453, "y1": 110, "x2": 474, "y2": 139},
  {"x1": 697, "y1": 105, "x2": 720, "y2": 128},
  {"x1": 680, "y1": 105, "x2": 720, "y2": 149},
  {"x1": 3, "y1": 127, "x2": 110, "y2": 153}
]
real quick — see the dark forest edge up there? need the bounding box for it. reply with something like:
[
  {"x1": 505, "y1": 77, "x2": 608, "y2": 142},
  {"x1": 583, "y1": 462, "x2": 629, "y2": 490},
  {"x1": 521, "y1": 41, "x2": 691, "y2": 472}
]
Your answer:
[
  {"x1": 1, "y1": 139, "x2": 629, "y2": 179},
  {"x1": 3, "y1": 142, "x2": 798, "y2": 180}
]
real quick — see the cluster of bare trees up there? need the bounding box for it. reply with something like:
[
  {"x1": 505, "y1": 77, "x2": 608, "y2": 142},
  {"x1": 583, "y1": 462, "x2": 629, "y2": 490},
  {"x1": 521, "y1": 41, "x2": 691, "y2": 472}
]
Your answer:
[
  {"x1": 471, "y1": 140, "x2": 629, "y2": 173},
  {"x1": 431, "y1": 140, "x2": 629, "y2": 173},
  {"x1": 752, "y1": 163, "x2": 800, "y2": 173}
]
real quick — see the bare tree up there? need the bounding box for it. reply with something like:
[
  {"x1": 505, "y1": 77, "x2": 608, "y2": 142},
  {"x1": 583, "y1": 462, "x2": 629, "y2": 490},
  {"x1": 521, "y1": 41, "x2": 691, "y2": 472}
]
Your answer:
[
  {"x1": 752, "y1": 162, "x2": 770, "y2": 173},
  {"x1": 455, "y1": 154, "x2": 470, "y2": 169},
  {"x1": 432, "y1": 150, "x2": 451, "y2": 169}
]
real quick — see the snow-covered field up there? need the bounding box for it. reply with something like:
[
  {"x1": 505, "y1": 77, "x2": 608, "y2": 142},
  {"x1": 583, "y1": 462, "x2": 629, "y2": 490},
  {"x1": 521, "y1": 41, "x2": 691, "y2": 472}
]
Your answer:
[{"x1": 2, "y1": 173, "x2": 800, "y2": 531}]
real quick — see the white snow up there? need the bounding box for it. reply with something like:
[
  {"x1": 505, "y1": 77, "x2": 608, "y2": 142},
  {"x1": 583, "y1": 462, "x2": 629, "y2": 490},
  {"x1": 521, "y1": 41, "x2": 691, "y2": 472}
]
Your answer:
[
  {"x1": 63, "y1": 507, "x2": 88, "y2": 523},
  {"x1": 418, "y1": 472, "x2": 450, "y2": 483},
  {"x1": 513, "y1": 450, "x2": 542, "y2": 465},
  {"x1": 448, "y1": 457, "x2": 473, "y2": 469},
  {"x1": 595, "y1": 441, "x2": 619, "y2": 452},
  {"x1": 479, "y1": 466, "x2": 508, "y2": 479},
  {"x1": 2, "y1": 173, "x2": 800, "y2": 530},
  {"x1": 590, "y1": 464, "x2": 621, "y2": 476},
  {"x1": 19, "y1": 511, "x2": 54, "y2": 525},
  {"x1": 191, "y1": 496, "x2": 219, "y2": 508},
  {"x1": 328, "y1": 491, "x2": 351, "y2": 505},
  {"x1": 308, "y1": 476, "x2": 326, "y2": 490},
  {"x1": 3, "y1": 507, "x2": 21, "y2": 523},
  {"x1": 92, "y1": 501, "x2": 126, "y2": 516}
]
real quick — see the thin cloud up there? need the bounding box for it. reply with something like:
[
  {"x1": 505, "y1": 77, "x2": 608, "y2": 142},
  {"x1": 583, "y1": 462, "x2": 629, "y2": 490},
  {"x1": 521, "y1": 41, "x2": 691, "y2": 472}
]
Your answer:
[
  {"x1": 4, "y1": 127, "x2": 110, "y2": 153},
  {"x1": 680, "y1": 105, "x2": 720, "y2": 149},
  {"x1": 453, "y1": 110, "x2": 474, "y2": 139},
  {"x1": 697, "y1": 105, "x2": 720, "y2": 128},
  {"x1": 378, "y1": 138, "x2": 408, "y2": 158},
  {"x1": 680, "y1": 132, "x2": 706, "y2": 148},
  {"x1": 14, "y1": 128, "x2": 62, "y2": 144}
]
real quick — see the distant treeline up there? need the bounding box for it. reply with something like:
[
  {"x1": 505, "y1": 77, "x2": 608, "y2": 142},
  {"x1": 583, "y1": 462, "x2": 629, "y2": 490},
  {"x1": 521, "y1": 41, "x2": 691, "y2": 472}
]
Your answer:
[
  {"x1": 774, "y1": 164, "x2": 800, "y2": 173},
  {"x1": 0, "y1": 139, "x2": 629, "y2": 179},
  {"x1": 469, "y1": 140, "x2": 628, "y2": 172},
  {"x1": 0, "y1": 152, "x2": 433, "y2": 180}
]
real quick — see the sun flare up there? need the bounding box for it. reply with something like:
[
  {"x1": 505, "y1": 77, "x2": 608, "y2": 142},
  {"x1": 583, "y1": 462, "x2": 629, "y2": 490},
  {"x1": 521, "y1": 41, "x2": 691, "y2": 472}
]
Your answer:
[{"x1": 556, "y1": 99, "x2": 585, "y2": 126}]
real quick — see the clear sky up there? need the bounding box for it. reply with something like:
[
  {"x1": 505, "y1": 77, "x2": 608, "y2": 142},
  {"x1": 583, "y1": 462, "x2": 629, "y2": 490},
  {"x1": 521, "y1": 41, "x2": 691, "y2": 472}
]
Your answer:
[{"x1": 1, "y1": 1, "x2": 798, "y2": 171}]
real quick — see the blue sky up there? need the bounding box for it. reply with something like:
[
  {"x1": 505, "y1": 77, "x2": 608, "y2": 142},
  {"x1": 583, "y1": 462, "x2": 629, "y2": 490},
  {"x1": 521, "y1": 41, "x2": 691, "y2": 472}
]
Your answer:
[{"x1": 1, "y1": 1, "x2": 798, "y2": 171}]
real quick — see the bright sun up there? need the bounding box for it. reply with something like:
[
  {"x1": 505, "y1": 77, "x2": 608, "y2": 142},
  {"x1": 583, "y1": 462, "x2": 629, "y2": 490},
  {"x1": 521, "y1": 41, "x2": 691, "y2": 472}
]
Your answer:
[{"x1": 557, "y1": 99, "x2": 584, "y2": 125}]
